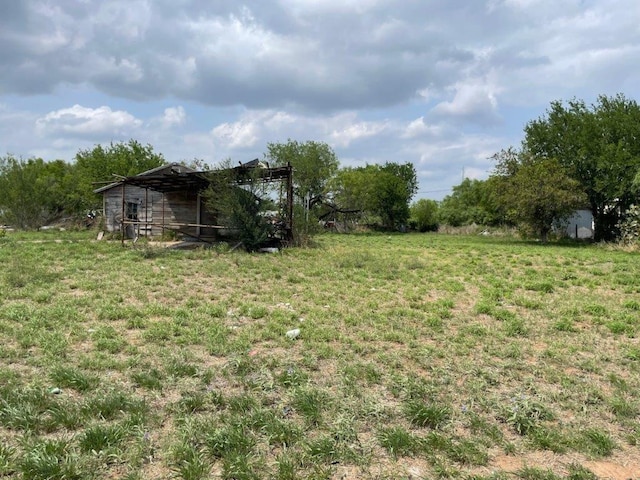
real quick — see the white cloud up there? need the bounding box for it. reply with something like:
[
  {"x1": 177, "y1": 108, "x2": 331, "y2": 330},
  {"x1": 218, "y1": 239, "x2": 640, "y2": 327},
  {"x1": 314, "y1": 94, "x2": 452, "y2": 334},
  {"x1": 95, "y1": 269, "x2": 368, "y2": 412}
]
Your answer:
[
  {"x1": 212, "y1": 119, "x2": 261, "y2": 149},
  {"x1": 263, "y1": 111, "x2": 297, "y2": 130},
  {"x1": 35, "y1": 104, "x2": 142, "y2": 137},
  {"x1": 160, "y1": 106, "x2": 186, "y2": 128},
  {"x1": 431, "y1": 80, "x2": 502, "y2": 125},
  {"x1": 402, "y1": 117, "x2": 443, "y2": 139},
  {"x1": 2, "y1": 0, "x2": 639, "y2": 112},
  {"x1": 210, "y1": 110, "x2": 331, "y2": 150},
  {"x1": 329, "y1": 117, "x2": 388, "y2": 148},
  {"x1": 463, "y1": 167, "x2": 488, "y2": 180}
]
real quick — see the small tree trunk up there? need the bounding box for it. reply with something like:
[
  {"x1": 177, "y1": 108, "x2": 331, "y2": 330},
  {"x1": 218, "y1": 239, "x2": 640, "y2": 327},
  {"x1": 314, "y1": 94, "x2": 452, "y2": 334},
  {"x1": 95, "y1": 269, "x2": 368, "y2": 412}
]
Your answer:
[{"x1": 540, "y1": 228, "x2": 549, "y2": 243}]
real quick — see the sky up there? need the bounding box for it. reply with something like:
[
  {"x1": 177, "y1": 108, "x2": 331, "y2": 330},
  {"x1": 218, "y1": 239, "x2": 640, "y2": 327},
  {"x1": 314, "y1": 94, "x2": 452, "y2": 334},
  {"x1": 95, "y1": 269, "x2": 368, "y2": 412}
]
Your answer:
[{"x1": 1, "y1": 0, "x2": 639, "y2": 200}]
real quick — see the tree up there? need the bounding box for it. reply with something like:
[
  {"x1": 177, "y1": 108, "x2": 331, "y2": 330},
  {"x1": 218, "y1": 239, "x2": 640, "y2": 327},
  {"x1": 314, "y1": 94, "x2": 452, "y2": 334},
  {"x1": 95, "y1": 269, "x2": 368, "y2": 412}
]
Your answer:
[
  {"x1": 491, "y1": 150, "x2": 585, "y2": 242},
  {"x1": 265, "y1": 140, "x2": 339, "y2": 241},
  {"x1": 265, "y1": 139, "x2": 339, "y2": 207},
  {"x1": 410, "y1": 199, "x2": 439, "y2": 232},
  {"x1": 73, "y1": 140, "x2": 165, "y2": 211},
  {"x1": 330, "y1": 162, "x2": 417, "y2": 230},
  {"x1": 0, "y1": 156, "x2": 71, "y2": 229},
  {"x1": 524, "y1": 94, "x2": 640, "y2": 241},
  {"x1": 438, "y1": 178, "x2": 503, "y2": 227},
  {"x1": 372, "y1": 168, "x2": 412, "y2": 229},
  {"x1": 329, "y1": 166, "x2": 374, "y2": 215},
  {"x1": 381, "y1": 162, "x2": 418, "y2": 200}
]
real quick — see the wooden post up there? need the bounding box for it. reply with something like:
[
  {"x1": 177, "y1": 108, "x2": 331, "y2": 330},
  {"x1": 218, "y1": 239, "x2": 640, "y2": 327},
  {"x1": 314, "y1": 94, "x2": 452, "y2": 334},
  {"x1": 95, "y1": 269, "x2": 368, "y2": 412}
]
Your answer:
[
  {"x1": 162, "y1": 192, "x2": 166, "y2": 238},
  {"x1": 145, "y1": 187, "x2": 149, "y2": 237},
  {"x1": 121, "y1": 181, "x2": 125, "y2": 246},
  {"x1": 287, "y1": 162, "x2": 294, "y2": 244},
  {"x1": 196, "y1": 193, "x2": 201, "y2": 238}
]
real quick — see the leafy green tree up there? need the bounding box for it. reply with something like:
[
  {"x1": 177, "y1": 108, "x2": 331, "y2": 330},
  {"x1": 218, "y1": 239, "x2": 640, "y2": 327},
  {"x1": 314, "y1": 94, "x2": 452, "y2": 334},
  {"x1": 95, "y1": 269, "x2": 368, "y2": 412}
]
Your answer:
[
  {"x1": 330, "y1": 162, "x2": 417, "y2": 230},
  {"x1": 265, "y1": 140, "x2": 339, "y2": 241},
  {"x1": 524, "y1": 94, "x2": 640, "y2": 241},
  {"x1": 0, "y1": 156, "x2": 72, "y2": 229},
  {"x1": 410, "y1": 199, "x2": 439, "y2": 232},
  {"x1": 42, "y1": 159, "x2": 73, "y2": 210},
  {"x1": 438, "y1": 178, "x2": 503, "y2": 227},
  {"x1": 372, "y1": 168, "x2": 412, "y2": 229},
  {"x1": 73, "y1": 140, "x2": 165, "y2": 211},
  {"x1": 381, "y1": 162, "x2": 418, "y2": 200},
  {"x1": 328, "y1": 166, "x2": 375, "y2": 225},
  {"x1": 491, "y1": 150, "x2": 585, "y2": 242},
  {"x1": 265, "y1": 139, "x2": 339, "y2": 206}
]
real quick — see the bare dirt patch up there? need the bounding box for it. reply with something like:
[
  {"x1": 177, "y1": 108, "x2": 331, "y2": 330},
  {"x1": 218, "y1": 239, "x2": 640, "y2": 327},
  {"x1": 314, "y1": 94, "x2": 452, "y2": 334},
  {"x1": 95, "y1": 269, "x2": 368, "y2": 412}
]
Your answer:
[
  {"x1": 488, "y1": 451, "x2": 640, "y2": 480},
  {"x1": 583, "y1": 460, "x2": 640, "y2": 480}
]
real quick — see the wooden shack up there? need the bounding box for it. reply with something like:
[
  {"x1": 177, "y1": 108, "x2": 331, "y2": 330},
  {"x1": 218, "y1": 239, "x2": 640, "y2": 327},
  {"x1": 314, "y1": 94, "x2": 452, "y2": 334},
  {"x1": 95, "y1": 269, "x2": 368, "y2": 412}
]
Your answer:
[{"x1": 95, "y1": 161, "x2": 293, "y2": 243}]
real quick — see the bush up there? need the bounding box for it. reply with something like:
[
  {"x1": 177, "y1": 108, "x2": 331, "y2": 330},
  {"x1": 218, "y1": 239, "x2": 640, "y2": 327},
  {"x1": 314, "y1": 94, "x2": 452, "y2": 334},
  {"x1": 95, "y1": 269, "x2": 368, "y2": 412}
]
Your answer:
[
  {"x1": 410, "y1": 199, "x2": 439, "y2": 232},
  {"x1": 204, "y1": 165, "x2": 274, "y2": 252},
  {"x1": 618, "y1": 205, "x2": 640, "y2": 245}
]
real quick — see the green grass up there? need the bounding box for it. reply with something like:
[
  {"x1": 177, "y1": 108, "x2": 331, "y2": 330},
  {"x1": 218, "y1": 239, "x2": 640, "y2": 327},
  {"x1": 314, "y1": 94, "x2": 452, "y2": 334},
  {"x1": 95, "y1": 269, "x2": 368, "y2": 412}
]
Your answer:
[
  {"x1": 404, "y1": 399, "x2": 451, "y2": 429},
  {"x1": 1, "y1": 230, "x2": 640, "y2": 478},
  {"x1": 377, "y1": 426, "x2": 423, "y2": 458}
]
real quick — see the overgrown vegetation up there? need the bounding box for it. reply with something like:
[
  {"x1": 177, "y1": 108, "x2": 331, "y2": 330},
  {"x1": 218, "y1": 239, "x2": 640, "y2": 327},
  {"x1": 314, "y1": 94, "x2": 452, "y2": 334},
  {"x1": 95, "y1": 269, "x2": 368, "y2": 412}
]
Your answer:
[
  {"x1": 425, "y1": 94, "x2": 640, "y2": 243},
  {"x1": 5, "y1": 94, "x2": 638, "y2": 243},
  {"x1": 1, "y1": 230, "x2": 639, "y2": 478},
  {"x1": 410, "y1": 198, "x2": 439, "y2": 232},
  {"x1": 0, "y1": 140, "x2": 164, "y2": 228},
  {"x1": 524, "y1": 94, "x2": 640, "y2": 241},
  {"x1": 437, "y1": 178, "x2": 503, "y2": 228},
  {"x1": 619, "y1": 205, "x2": 640, "y2": 246},
  {"x1": 203, "y1": 161, "x2": 275, "y2": 252},
  {"x1": 490, "y1": 150, "x2": 585, "y2": 242},
  {"x1": 1, "y1": 138, "x2": 420, "y2": 244},
  {"x1": 329, "y1": 162, "x2": 418, "y2": 230}
]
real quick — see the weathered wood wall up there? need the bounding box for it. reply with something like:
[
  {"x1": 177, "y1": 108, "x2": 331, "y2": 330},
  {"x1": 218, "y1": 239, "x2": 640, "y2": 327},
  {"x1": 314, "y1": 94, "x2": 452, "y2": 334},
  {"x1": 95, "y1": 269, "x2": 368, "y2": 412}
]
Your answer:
[
  {"x1": 102, "y1": 184, "x2": 217, "y2": 239},
  {"x1": 162, "y1": 190, "x2": 217, "y2": 238},
  {"x1": 103, "y1": 184, "x2": 162, "y2": 236}
]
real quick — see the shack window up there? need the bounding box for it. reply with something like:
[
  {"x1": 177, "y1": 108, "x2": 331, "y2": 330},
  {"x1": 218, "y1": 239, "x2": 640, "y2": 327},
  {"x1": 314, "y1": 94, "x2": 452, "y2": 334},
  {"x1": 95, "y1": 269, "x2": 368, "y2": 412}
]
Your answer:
[{"x1": 126, "y1": 202, "x2": 139, "y2": 221}]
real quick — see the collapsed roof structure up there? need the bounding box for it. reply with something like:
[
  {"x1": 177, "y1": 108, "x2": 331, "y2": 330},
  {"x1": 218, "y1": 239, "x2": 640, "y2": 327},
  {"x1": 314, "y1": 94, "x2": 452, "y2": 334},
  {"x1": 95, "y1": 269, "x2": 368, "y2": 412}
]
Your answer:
[{"x1": 95, "y1": 160, "x2": 294, "y2": 245}]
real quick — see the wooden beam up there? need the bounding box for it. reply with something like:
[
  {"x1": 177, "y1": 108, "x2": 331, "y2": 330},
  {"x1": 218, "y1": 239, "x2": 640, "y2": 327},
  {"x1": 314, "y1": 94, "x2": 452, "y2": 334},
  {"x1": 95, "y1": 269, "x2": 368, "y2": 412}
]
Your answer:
[{"x1": 121, "y1": 182, "x2": 125, "y2": 246}]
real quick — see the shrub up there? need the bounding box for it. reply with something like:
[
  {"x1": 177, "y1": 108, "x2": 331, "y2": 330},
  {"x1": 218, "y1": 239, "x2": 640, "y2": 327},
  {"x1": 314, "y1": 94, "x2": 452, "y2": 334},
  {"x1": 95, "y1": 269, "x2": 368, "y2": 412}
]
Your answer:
[{"x1": 619, "y1": 205, "x2": 640, "y2": 245}]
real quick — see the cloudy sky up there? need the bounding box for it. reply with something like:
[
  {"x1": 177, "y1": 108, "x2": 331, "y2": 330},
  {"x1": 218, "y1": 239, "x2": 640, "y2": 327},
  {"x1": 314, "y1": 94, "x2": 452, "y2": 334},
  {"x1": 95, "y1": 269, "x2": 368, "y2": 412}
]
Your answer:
[{"x1": 1, "y1": 0, "x2": 639, "y2": 199}]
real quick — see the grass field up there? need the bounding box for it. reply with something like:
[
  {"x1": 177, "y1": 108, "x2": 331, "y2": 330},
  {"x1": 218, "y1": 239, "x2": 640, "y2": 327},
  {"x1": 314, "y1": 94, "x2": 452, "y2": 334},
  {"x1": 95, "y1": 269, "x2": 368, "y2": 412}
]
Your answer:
[{"x1": 1, "y1": 231, "x2": 639, "y2": 479}]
